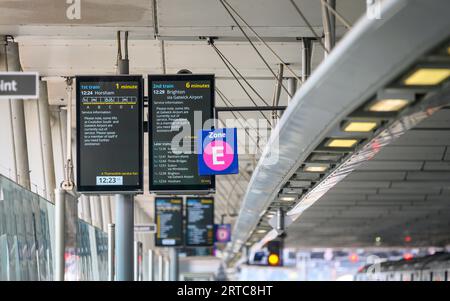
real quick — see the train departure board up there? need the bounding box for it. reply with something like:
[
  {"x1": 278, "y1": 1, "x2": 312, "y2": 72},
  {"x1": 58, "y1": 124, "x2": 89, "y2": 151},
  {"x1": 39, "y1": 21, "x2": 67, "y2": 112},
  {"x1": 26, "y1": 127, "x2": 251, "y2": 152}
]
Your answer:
[
  {"x1": 186, "y1": 197, "x2": 214, "y2": 246},
  {"x1": 76, "y1": 76, "x2": 143, "y2": 193},
  {"x1": 155, "y1": 197, "x2": 183, "y2": 247},
  {"x1": 148, "y1": 74, "x2": 215, "y2": 192}
]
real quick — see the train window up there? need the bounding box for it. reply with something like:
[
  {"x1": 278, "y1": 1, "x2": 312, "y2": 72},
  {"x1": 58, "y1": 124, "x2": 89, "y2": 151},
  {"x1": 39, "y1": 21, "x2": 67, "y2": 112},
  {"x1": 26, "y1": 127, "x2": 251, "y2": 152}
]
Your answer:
[
  {"x1": 430, "y1": 272, "x2": 433, "y2": 281},
  {"x1": 445, "y1": 271, "x2": 448, "y2": 282},
  {"x1": 411, "y1": 273, "x2": 414, "y2": 281}
]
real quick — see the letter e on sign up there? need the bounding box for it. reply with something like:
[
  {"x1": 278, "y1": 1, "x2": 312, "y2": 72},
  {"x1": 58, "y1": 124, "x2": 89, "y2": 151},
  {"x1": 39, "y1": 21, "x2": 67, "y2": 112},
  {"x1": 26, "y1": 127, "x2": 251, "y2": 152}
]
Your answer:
[{"x1": 198, "y1": 128, "x2": 239, "y2": 176}]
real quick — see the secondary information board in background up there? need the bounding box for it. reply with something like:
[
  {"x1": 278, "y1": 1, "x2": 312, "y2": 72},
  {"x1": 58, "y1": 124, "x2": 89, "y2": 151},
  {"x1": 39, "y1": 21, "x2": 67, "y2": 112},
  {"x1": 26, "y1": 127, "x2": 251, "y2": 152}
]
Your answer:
[
  {"x1": 155, "y1": 197, "x2": 183, "y2": 247},
  {"x1": 148, "y1": 74, "x2": 215, "y2": 192},
  {"x1": 186, "y1": 197, "x2": 214, "y2": 246},
  {"x1": 76, "y1": 76, "x2": 143, "y2": 192}
]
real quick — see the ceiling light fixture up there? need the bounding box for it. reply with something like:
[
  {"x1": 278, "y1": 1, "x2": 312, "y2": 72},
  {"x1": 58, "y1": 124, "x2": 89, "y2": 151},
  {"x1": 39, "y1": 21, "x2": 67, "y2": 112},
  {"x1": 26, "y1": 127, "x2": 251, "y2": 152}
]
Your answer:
[
  {"x1": 280, "y1": 196, "x2": 296, "y2": 202},
  {"x1": 368, "y1": 99, "x2": 410, "y2": 112},
  {"x1": 403, "y1": 67, "x2": 450, "y2": 86},
  {"x1": 343, "y1": 121, "x2": 378, "y2": 132},
  {"x1": 304, "y1": 165, "x2": 328, "y2": 173},
  {"x1": 326, "y1": 138, "x2": 358, "y2": 148}
]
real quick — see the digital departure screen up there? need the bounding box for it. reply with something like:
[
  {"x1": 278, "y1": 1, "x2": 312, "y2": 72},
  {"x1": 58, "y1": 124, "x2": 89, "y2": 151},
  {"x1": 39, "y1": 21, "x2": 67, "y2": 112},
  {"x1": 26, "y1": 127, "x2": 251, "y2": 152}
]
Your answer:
[
  {"x1": 186, "y1": 197, "x2": 214, "y2": 246},
  {"x1": 155, "y1": 197, "x2": 183, "y2": 247},
  {"x1": 148, "y1": 74, "x2": 215, "y2": 192},
  {"x1": 76, "y1": 76, "x2": 143, "y2": 193}
]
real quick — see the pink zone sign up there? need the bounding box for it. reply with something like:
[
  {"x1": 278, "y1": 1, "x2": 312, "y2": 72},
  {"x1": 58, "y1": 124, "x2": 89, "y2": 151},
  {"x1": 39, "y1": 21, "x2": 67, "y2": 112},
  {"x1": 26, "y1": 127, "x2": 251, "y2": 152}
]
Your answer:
[{"x1": 198, "y1": 128, "x2": 239, "y2": 175}]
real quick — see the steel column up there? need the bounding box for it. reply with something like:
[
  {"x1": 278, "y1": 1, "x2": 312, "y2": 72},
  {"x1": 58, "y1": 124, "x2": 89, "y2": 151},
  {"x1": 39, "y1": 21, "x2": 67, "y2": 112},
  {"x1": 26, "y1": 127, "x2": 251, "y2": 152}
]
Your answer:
[
  {"x1": 134, "y1": 241, "x2": 143, "y2": 281},
  {"x1": 6, "y1": 40, "x2": 30, "y2": 189},
  {"x1": 301, "y1": 38, "x2": 313, "y2": 82},
  {"x1": 169, "y1": 248, "x2": 179, "y2": 281},
  {"x1": 287, "y1": 78, "x2": 297, "y2": 103},
  {"x1": 37, "y1": 81, "x2": 56, "y2": 201},
  {"x1": 148, "y1": 250, "x2": 154, "y2": 281},
  {"x1": 115, "y1": 32, "x2": 134, "y2": 280},
  {"x1": 164, "y1": 257, "x2": 170, "y2": 281},
  {"x1": 158, "y1": 255, "x2": 164, "y2": 281},
  {"x1": 55, "y1": 189, "x2": 65, "y2": 281},
  {"x1": 322, "y1": 0, "x2": 336, "y2": 56},
  {"x1": 108, "y1": 223, "x2": 115, "y2": 281},
  {"x1": 115, "y1": 194, "x2": 134, "y2": 281}
]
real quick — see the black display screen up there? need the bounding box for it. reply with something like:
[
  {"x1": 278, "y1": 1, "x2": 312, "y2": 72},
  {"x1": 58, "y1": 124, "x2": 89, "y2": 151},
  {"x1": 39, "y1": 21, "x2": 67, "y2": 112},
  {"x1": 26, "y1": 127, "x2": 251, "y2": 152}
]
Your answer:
[
  {"x1": 185, "y1": 197, "x2": 214, "y2": 246},
  {"x1": 155, "y1": 197, "x2": 183, "y2": 247},
  {"x1": 148, "y1": 74, "x2": 215, "y2": 192},
  {"x1": 76, "y1": 76, "x2": 143, "y2": 193}
]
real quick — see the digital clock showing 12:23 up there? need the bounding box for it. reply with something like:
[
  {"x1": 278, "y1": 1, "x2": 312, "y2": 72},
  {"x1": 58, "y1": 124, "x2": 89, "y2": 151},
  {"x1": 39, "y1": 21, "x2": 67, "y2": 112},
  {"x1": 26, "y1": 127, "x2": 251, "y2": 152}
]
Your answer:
[{"x1": 96, "y1": 176, "x2": 123, "y2": 185}]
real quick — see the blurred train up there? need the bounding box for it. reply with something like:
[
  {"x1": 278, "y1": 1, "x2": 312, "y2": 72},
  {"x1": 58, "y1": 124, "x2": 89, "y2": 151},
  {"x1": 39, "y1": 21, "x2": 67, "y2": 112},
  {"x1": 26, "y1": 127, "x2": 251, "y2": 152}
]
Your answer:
[{"x1": 355, "y1": 252, "x2": 450, "y2": 281}]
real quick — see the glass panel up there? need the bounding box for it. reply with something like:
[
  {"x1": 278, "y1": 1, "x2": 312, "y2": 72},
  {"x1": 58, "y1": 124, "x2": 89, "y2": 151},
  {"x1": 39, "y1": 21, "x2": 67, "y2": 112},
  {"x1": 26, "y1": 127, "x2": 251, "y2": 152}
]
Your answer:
[{"x1": 0, "y1": 174, "x2": 108, "y2": 281}]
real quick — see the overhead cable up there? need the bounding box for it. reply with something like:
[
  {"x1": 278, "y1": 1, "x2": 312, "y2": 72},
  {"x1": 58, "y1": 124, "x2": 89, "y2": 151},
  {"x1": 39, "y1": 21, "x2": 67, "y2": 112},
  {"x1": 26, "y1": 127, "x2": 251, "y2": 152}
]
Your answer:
[
  {"x1": 222, "y1": 0, "x2": 302, "y2": 83},
  {"x1": 219, "y1": 0, "x2": 293, "y2": 98}
]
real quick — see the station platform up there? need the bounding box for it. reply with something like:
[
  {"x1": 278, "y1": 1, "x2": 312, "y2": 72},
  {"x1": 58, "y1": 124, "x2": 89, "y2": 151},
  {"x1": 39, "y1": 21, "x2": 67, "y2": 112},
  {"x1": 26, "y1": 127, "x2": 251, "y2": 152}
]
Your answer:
[{"x1": 0, "y1": 0, "x2": 449, "y2": 284}]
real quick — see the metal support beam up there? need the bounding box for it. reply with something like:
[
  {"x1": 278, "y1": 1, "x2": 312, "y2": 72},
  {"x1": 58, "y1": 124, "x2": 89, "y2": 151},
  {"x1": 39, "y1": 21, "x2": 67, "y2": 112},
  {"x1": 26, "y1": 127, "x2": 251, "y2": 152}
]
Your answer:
[
  {"x1": 62, "y1": 78, "x2": 74, "y2": 191},
  {"x1": 117, "y1": 31, "x2": 130, "y2": 75},
  {"x1": 117, "y1": 59, "x2": 129, "y2": 75},
  {"x1": 164, "y1": 256, "x2": 170, "y2": 281},
  {"x1": 114, "y1": 30, "x2": 134, "y2": 281},
  {"x1": 301, "y1": 38, "x2": 313, "y2": 82},
  {"x1": 272, "y1": 64, "x2": 284, "y2": 123},
  {"x1": 287, "y1": 78, "x2": 297, "y2": 103},
  {"x1": 37, "y1": 80, "x2": 56, "y2": 201},
  {"x1": 158, "y1": 254, "x2": 164, "y2": 281},
  {"x1": 169, "y1": 248, "x2": 179, "y2": 281},
  {"x1": 6, "y1": 40, "x2": 30, "y2": 189},
  {"x1": 134, "y1": 241, "x2": 142, "y2": 281},
  {"x1": 55, "y1": 189, "x2": 65, "y2": 281},
  {"x1": 115, "y1": 194, "x2": 134, "y2": 281},
  {"x1": 322, "y1": 0, "x2": 336, "y2": 56},
  {"x1": 108, "y1": 223, "x2": 115, "y2": 281},
  {"x1": 148, "y1": 249, "x2": 154, "y2": 281},
  {"x1": 276, "y1": 208, "x2": 285, "y2": 233}
]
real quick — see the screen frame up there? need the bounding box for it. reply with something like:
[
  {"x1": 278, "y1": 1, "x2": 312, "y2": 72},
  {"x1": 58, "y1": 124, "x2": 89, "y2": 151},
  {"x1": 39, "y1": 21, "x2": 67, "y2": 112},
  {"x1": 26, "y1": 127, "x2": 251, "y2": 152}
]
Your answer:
[
  {"x1": 154, "y1": 197, "x2": 184, "y2": 247},
  {"x1": 185, "y1": 197, "x2": 215, "y2": 247},
  {"x1": 76, "y1": 75, "x2": 144, "y2": 193},
  {"x1": 148, "y1": 74, "x2": 216, "y2": 193}
]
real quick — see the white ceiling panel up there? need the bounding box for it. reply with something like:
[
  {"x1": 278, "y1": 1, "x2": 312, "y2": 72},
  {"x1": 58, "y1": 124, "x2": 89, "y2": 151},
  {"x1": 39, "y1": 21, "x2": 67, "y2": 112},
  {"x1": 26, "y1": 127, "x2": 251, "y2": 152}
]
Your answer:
[
  {"x1": 19, "y1": 39, "x2": 162, "y2": 77},
  {"x1": 373, "y1": 146, "x2": 446, "y2": 161},
  {"x1": 157, "y1": 0, "x2": 365, "y2": 38},
  {"x1": 366, "y1": 194, "x2": 426, "y2": 201},
  {"x1": 358, "y1": 161, "x2": 423, "y2": 171},
  {"x1": 423, "y1": 161, "x2": 450, "y2": 171},
  {"x1": 406, "y1": 172, "x2": 450, "y2": 181},
  {"x1": 345, "y1": 171, "x2": 406, "y2": 181},
  {"x1": 390, "y1": 130, "x2": 450, "y2": 146}
]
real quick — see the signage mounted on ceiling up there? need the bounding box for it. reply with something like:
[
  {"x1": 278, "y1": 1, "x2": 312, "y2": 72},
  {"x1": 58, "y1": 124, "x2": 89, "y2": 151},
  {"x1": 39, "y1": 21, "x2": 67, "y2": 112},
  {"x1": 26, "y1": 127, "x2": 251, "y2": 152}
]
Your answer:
[
  {"x1": 185, "y1": 197, "x2": 214, "y2": 247},
  {"x1": 148, "y1": 74, "x2": 215, "y2": 192},
  {"x1": 76, "y1": 75, "x2": 144, "y2": 193},
  {"x1": 198, "y1": 128, "x2": 239, "y2": 175},
  {"x1": 154, "y1": 197, "x2": 183, "y2": 247},
  {"x1": 214, "y1": 224, "x2": 231, "y2": 243},
  {"x1": 0, "y1": 72, "x2": 39, "y2": 99}
]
